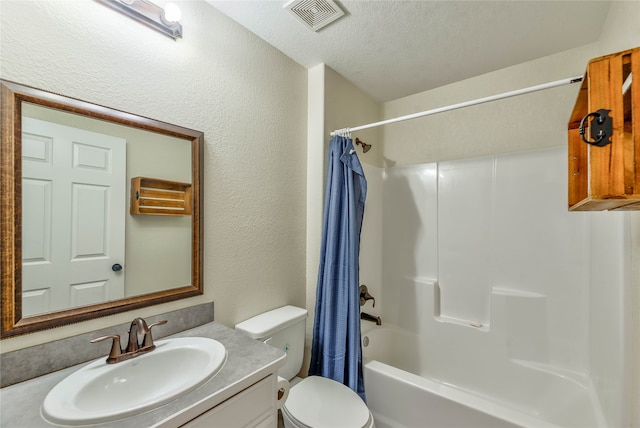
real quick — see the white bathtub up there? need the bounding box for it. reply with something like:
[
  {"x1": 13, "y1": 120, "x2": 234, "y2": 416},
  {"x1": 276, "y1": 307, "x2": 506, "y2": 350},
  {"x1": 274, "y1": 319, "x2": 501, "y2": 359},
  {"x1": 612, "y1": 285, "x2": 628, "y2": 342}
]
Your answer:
[{"x1": 361, "y1": 325, "x2": 605, "y2": 428}]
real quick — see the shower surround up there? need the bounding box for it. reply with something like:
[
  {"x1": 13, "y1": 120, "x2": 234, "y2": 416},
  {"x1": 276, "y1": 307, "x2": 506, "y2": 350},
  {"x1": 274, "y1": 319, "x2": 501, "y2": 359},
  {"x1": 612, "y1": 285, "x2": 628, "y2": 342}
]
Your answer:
[{"x1": 358, "y1": 146, "x2": 630, "y2": 427}]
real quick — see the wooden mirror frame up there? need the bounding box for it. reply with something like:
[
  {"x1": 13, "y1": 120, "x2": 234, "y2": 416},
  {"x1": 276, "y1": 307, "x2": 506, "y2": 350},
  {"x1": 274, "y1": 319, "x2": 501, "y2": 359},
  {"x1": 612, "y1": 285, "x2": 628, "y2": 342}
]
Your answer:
[{"x1": 0, "y1": 80, "x2": 204, "y2": 338}]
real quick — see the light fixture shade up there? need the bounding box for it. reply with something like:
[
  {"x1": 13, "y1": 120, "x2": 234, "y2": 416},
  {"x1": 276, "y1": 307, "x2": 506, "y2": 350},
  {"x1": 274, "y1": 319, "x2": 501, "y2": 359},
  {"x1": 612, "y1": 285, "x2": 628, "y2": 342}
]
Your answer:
[
  {"x1": 163, "y1": 3, "x2": 182, "y2": 23},
  {"x1": 97, "y1": 0, "x2": 183, "y2": 40}
]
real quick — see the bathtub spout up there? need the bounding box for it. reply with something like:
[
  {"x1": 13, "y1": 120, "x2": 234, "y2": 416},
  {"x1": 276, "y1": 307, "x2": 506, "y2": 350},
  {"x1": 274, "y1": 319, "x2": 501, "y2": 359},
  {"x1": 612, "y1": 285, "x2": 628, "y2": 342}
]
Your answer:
[{"x1": 361, "y1": 312, "x2": 382, "y2": 325}]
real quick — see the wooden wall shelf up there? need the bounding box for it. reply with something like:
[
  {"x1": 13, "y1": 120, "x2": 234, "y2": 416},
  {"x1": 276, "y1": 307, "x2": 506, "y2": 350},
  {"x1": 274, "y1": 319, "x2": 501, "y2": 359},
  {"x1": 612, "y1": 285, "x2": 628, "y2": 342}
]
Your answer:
[
  {"x1": 568, "y1": 47, "x2": 640, "y2": 211},
  {"x1": 130, "y1": 177, "x2": 192, "y2": 216}
]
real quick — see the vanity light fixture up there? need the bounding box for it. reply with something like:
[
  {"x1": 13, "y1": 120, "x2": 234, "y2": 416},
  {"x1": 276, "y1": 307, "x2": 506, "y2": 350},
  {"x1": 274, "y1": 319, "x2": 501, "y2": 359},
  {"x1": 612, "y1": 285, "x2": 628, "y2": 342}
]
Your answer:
[{"x1": 96, "y1": 0, "x2": 183, "y2": 40}]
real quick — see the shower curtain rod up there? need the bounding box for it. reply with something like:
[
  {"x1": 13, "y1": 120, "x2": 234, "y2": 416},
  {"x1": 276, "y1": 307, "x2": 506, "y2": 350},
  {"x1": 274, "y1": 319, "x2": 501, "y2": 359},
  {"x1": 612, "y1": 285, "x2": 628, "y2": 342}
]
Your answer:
[{"x1": 330, "y1": 75, "x2": 584, "y2": 137}]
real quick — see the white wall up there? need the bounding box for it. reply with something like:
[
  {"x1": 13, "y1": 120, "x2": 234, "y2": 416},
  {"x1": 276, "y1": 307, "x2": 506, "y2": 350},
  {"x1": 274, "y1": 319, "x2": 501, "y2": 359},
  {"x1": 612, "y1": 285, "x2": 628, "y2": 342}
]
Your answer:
[
  {"x1": 358, "y1": 163, "x2": 383, "y2": 319},
  {"x1": 1, "y1": 0, "x2": 307, "y2": 351},
  {"x1": 589, "y1": 212, "x2": 631, "y2": 427},
  {"x1": 373, "y1": 2, "x2": 640, "y2": 425},
  {"x1": 362, "y1": 145, "x2": 627, "y2": 426},
  {"x1": 379, "y1": 147, "x2": 597, "y2": 369},
  {"x1": 593, "y1": 4, "x2": 640, "y2": 425}
]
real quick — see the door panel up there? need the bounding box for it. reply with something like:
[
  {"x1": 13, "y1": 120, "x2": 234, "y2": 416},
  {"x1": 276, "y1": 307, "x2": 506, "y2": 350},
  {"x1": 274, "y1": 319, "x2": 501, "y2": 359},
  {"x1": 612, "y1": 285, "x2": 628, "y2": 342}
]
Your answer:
[{"x1": 71, "y1": 183, "x2": 109, "y2": 258}]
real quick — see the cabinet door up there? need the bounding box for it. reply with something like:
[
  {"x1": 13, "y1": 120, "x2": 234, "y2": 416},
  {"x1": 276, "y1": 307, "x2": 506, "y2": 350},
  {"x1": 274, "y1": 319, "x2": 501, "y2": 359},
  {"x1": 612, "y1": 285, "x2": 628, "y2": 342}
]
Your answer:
[{"x1": 182, "y1": 375, "x2": 277, "y2": 428}]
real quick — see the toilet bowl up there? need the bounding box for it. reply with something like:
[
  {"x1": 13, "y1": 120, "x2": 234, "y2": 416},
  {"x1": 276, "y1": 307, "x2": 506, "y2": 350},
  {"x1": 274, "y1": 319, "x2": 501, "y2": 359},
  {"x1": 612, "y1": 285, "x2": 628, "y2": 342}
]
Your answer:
[
  {"x1": 281, "y1": 376, "x2": 374, "y2": 428},
  {"x1": 235, "y1": 306, "x2": 375, "y2": 428}
]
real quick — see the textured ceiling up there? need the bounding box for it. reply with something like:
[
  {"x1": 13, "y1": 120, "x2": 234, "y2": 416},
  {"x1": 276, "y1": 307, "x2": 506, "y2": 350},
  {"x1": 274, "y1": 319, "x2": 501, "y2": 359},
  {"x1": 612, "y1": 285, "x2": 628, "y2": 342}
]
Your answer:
[{"x1": 205, "y1": 0, "x2": 611, "y2": 102}]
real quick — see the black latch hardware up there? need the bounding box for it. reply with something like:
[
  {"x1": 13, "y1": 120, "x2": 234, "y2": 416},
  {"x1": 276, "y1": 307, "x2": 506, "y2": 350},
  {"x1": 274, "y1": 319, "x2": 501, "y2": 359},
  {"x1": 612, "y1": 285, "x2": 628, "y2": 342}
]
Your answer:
[{"x1": 579, "y1": 109, "x2": 613, "y2": 147}]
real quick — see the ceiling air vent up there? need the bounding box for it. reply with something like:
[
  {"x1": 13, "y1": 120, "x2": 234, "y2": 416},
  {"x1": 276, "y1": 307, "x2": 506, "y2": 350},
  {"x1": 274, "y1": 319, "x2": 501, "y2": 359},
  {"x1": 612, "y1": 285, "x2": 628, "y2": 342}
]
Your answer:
[{"x1": 285, "y1": 0, "x2": 345, "y2": 32}]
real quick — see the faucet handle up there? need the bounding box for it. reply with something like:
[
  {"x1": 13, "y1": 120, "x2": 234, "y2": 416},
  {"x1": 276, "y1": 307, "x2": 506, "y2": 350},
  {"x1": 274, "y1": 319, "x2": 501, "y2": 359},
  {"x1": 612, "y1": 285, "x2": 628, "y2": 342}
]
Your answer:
[
  {"x1": 91, "y1": 334, "x2": 122, "y2": 363},
  {"x1": 142, "y1": 319, "x2": 168, "y2": 348},
  {"x1": 359, "y1": 284, "x2": 376, "y2": 307}
]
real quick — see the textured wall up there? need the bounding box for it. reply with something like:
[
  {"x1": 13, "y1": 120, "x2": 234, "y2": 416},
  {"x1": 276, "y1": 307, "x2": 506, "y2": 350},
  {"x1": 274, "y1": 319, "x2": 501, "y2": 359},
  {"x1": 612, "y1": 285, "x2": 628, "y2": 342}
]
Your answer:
[
  {"x1": 324, "y1": 66, "x2": 382, "y2": 167},
  {"x1": 380, "y1": 44, "x2": 597, "y2": 166},
  {"x1": 303, "y1": 65, "x2": 380, "y2": 375},
  {"x1": 1, "y1": 0, "x2": 307, "y2": 351},
  {"x1": 380, "y1": 3, "x2": 639, "y2": 166}
]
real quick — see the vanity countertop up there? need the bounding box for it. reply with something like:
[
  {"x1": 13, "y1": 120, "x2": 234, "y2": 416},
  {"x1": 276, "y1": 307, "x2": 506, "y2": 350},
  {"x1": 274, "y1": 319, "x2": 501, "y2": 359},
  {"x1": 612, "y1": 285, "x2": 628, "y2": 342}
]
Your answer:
[{"x1": 0, "y1": 321, "x2": 286, "y2": 428}]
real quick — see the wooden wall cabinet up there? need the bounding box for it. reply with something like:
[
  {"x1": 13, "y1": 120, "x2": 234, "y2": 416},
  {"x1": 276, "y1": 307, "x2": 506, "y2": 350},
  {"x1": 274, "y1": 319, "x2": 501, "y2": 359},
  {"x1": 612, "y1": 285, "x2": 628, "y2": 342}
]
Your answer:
[
  {"x1": 568, "y1": 47, "x2": 640, "y2": 211},
  {"x1": 130, "y1": 176, "x2": 193, "y2": 216}
]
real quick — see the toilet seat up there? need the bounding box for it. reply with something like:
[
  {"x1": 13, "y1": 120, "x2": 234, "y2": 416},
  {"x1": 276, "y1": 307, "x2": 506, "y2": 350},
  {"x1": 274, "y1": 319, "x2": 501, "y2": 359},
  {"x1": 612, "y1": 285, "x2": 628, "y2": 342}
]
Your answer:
[{"x1": 282, "y1": 376, "x2": 373, "y2": 428}]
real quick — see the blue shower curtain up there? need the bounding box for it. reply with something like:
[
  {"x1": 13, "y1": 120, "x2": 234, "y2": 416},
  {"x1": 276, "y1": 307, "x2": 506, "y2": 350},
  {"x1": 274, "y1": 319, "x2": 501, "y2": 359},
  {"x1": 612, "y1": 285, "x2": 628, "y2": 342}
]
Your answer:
[{"x1": 309, "y1": 135, "x2": 367, "y2": 401}]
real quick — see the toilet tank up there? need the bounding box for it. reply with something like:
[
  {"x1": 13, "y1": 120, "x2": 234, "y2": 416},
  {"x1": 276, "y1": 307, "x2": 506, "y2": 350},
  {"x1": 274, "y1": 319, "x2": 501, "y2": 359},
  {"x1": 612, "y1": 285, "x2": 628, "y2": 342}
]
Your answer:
[{"x1": 235, "y1": 305, "x2": 308, "y2": 381}]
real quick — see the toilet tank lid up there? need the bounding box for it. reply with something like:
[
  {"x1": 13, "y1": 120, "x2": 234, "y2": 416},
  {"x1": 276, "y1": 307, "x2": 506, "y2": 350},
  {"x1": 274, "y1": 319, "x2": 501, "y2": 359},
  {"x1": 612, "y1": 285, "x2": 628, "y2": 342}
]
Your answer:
[{"x1": 235, "y1": 305, "x2": 307, "y2": 339}]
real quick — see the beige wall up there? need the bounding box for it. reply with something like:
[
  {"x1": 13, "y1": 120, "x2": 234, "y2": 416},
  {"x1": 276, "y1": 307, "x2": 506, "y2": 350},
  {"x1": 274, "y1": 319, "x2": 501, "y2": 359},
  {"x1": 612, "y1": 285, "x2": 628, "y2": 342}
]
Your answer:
[
  {"x1": 381, "y1": 44, "x2": 597, "y2": 165},
  {"x1": 2, "y1": 4, "x2": 638, "y2": 423},
  {"x1": 1, "y1": 0, "x2": 307, "y2": 352},
  {"x1": 123, "y1": 129, "x2": 192, "y2": 297},
  {"x1": 303, "y1": 64, "x2": 380, "y2": 375},
  {"x1": 324, "y1": 67, "x2": 383, "y2": 168}
]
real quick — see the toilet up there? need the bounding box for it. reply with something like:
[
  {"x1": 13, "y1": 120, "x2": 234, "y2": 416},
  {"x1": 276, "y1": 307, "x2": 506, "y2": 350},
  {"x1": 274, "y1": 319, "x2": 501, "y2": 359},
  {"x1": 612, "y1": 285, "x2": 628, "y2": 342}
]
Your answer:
[{"x1": 235, "y1": 305, "x2": 375, "y2": 428}]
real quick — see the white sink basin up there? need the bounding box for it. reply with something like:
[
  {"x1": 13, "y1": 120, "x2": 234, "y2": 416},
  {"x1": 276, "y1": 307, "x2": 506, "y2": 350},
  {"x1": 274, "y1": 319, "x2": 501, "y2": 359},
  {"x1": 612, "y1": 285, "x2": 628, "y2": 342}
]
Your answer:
[{"x1": 42, "y1": 337, "x2": 226, "y2": 425}]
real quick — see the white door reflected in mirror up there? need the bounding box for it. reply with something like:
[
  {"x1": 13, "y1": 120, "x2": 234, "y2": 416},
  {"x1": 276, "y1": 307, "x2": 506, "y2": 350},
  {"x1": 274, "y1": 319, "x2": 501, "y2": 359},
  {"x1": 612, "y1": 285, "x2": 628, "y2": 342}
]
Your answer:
[
  {"x1": 0, "y1": 79, "x2": 203, "y2": 338},
  {"x1": 22, "y1": 118, "x2": 126, "y2": 316}
]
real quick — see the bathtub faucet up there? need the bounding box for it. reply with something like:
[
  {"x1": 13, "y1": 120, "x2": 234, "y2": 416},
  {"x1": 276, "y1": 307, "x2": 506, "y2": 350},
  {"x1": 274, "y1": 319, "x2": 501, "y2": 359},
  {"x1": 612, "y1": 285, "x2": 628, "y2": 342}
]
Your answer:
[
  {"x1": 361, "y1": 311, "x2": 382, "y2": 326},
  {"x1": 359, "y1": 284, "x2": 376, "y2": 307}
]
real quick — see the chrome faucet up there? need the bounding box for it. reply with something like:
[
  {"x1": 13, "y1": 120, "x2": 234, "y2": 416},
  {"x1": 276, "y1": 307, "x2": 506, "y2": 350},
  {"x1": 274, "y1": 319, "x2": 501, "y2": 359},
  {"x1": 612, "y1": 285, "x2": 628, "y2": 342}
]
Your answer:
[{"x1": 91, "y1": 317, "x2": 168, "y2": 364}]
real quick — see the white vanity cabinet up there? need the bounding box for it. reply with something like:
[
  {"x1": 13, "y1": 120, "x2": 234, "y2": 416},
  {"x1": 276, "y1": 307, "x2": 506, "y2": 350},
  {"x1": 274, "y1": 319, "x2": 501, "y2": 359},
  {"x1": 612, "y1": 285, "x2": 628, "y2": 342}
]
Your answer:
[{"x1": 181, "y1": 374, "x2": 278, "y2": 428}]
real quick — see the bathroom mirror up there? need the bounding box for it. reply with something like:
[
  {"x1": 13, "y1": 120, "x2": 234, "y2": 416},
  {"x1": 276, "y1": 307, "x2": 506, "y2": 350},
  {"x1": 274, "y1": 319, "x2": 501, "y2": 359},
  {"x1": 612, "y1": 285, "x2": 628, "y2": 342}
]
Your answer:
[{"x1": 0, "y1": 80, "x2": 204, "y2": 338}]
